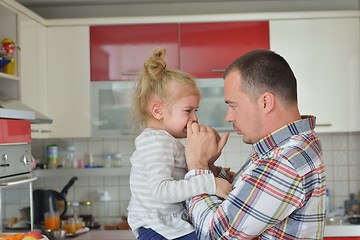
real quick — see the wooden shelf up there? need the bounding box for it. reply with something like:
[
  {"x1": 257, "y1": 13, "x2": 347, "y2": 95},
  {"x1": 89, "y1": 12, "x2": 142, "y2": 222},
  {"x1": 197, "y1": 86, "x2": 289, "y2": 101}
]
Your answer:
[{"x1": 32, "y1": 167, "x2": 131, "y2": 177}]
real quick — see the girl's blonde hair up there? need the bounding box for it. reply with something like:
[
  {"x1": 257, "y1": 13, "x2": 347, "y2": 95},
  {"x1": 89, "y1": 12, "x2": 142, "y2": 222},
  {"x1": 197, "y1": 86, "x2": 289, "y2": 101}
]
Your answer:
[{"x1": 132, "y1": 48, "x2": 199, "y2": 128}]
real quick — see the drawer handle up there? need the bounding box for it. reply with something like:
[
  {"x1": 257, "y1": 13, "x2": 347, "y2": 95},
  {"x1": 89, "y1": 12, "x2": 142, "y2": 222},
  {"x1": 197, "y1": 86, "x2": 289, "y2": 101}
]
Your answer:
[
  {"x1": 315, "y1": 123, "x2": 332, "y2": 127},
  {"x1": 211, "y1": 69, "x2": 226, "y2": 73},
  {"x1": 40, "y1": 130, "x2": 51, "y2": 133},
  {"x1": 121, "y1": 71, "x2": 138, "y2": 76}
]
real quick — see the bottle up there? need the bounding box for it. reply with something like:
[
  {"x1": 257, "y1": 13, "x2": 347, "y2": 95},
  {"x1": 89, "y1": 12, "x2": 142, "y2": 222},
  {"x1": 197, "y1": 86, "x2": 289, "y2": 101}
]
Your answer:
[
  {"x1": 65, "y1": 145, "x2": 76, "y2": 169},
  {"x1": 47, "y1": 144, "x2": 58, "y2": 169},
  {"x1": 71, "y1": 201, "x2": 80, "y2": 220}
]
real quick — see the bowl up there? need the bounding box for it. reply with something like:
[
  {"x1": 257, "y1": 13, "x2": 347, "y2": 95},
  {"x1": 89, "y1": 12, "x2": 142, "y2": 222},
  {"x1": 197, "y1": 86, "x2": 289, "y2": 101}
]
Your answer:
[{"x1": 50, "y1": 229, "x2": 67, "y2": 240}]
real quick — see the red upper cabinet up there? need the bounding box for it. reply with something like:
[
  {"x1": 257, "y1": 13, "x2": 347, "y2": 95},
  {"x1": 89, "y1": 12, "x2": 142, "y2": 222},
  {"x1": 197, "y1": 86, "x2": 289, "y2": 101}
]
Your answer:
[
  {"x1": 179, "y1": 21, "x2": 270, "y2": 78},
  {"x1": 90, "y1": 24, "x2": 179, "y2": 81}
]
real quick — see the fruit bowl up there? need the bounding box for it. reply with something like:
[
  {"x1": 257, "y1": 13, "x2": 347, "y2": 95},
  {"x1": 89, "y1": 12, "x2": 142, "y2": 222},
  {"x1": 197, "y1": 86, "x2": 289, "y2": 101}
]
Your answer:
[{"x1": 0, "y1": 231, "x2": 49, "y2": 240}]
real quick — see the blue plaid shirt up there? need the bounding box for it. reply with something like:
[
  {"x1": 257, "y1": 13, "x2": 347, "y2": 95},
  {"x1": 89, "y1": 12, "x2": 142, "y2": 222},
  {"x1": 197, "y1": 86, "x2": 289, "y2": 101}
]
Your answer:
[{"x1": 185, "y1": 116, "x2": 326, "y2": 239}]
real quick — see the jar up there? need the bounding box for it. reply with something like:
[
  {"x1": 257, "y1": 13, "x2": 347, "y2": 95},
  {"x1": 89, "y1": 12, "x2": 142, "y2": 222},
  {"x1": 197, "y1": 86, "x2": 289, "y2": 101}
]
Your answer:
[
  {"x1": 103, "y1": 155, "x2": 113, "y2": 168},
  {"x1": 64, "y1": 145, "x2": 76, "y2": 169},
  {"x1": 112, "y1": 152, "x2": 122, "y2": 167}
]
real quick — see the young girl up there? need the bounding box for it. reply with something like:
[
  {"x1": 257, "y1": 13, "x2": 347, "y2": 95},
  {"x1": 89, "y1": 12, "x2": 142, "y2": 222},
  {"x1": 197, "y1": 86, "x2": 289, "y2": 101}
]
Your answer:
[{"x1": 127, "y1": 48, "x2": 232, "y2": 240}]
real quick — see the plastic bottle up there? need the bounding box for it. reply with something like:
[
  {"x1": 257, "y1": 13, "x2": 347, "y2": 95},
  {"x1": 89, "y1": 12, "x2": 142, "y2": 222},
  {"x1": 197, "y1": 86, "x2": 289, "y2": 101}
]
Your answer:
[
  {"x1": 71, "y1": 201, "x2": 80, "y2": 220},
  {"x1": 65, "y1": 145, "x2": 76, "y2": 169}
]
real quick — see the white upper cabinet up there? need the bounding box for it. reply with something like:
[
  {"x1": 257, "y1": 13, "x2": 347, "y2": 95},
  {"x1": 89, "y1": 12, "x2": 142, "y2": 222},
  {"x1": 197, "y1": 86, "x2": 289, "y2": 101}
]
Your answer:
[
  {"x1": 18, "y1": 13, "x2": 52, "y2": 138},
  {"x1": 46, "y1": 26, "x2": 91, "y2": 138},
  {"x1": 270, "y1": 17, "x2": 360, "y2": 132}
]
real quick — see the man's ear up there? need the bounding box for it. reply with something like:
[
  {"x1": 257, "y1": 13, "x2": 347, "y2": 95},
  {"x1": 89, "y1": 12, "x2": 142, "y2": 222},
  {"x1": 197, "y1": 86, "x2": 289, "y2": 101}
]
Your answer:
[
  {"x1": 151, "y1": 101, "x2": 164, "y2": 120},
  {"x1": 259, "y1": 92, "x2": 275, "y2": 113}
]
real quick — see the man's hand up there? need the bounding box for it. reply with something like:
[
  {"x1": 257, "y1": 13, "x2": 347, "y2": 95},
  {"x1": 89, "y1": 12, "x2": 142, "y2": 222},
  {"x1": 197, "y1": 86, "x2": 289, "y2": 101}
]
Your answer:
[{"x1": 185, "y1": 120, "x2": 229, "y2": 170}]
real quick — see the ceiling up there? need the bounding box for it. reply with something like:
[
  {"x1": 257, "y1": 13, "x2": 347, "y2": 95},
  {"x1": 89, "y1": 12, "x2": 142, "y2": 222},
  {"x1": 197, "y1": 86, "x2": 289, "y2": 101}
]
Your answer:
[{"x1": 13, "y1": 0, "x2": 360, "y2": 19}]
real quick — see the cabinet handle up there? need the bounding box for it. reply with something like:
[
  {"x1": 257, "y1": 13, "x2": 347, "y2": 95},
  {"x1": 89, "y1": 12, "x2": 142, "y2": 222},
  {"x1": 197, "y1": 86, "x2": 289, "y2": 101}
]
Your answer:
[
  {"x1": 315, "y1": 123, "x2": 332, "y2": 127},
  {"x1": 31, "y1": 130, "x2": 39, "y2": 133},
  {"x1": 211, "y1": 69, "x2": 226, "y2": 73},
  {"x1": 121, "y1": 71, "x2": 138, "y2": 76},
  {"x1": 40, "y1": 130, "x2": 51, "y2": 133}
]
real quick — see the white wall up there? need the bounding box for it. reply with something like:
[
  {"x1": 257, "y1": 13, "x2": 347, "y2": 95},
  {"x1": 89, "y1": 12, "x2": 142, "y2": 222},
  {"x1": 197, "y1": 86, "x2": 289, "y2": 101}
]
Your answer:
[{"x1": 2, "y1": 132, "x2": 359, "y2": 225}]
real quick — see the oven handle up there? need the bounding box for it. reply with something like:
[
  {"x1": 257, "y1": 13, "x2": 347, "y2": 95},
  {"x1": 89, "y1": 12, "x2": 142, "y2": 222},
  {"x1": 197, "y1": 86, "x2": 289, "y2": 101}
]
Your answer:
[{"x1": 0, "y1": 176, "x2": 37, "y2": 186}]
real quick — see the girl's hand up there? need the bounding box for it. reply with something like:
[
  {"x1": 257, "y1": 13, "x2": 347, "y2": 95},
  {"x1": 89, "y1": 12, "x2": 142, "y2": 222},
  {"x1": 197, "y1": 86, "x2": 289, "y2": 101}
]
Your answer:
[{"x1": 215, "y1": 177, "x2": 232, "y2": 199}]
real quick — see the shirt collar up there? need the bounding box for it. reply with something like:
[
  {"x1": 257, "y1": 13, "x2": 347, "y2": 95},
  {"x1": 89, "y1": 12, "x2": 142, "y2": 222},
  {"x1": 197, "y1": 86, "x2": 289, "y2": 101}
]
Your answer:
[{"x1": 252, "y1": 115, "x2": 316, "y2": 156}]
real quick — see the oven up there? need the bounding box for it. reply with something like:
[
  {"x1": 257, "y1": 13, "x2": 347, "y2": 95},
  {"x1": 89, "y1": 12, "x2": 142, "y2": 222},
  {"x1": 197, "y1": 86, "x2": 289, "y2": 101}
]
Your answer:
[{"x1": 0, "y1": 108, "x2": 37, "y2": 232}]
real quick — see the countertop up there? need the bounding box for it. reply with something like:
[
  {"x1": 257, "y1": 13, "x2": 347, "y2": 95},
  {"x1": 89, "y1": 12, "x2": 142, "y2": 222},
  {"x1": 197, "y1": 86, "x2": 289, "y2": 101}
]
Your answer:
[
  {"x1": 70, "y1": 225, "x2": 360, "y2": 239},
  {"x1": 72, "y1": 230, "x2": 135, "y2": 240},
  {"x1": 325, "y1": 223, "x2": 360, "y2": 237}
]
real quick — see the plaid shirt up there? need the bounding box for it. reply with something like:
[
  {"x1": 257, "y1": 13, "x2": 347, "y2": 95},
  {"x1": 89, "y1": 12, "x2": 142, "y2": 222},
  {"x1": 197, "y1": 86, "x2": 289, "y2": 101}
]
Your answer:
[{"x1": 185, "y1": 116, "x2": 326, "y2": 239}]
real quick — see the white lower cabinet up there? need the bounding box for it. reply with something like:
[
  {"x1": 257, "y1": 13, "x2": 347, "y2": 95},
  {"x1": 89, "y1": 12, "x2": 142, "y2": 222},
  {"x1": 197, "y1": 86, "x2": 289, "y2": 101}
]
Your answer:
[
  {"x1": 270, "y1": 17, "x2": 360, "y2": 132},
  {"x1": 47, "y1": 26, "x2": 91, "y2": 138}
]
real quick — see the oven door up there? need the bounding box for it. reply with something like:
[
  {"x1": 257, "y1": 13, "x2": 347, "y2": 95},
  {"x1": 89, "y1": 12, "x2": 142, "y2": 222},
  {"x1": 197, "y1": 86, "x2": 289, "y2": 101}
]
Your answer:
[{"x1": 0, "y1": 175, "x2": 37, "y2": 232}]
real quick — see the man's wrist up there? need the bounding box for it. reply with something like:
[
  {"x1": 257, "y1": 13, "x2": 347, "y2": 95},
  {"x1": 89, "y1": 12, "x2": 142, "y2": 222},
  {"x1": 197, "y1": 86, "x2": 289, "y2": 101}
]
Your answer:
[
  {"x1": 187, "y1": 162, "x2": 209, "y2": 171},
  {"x1": 187, "y1": 161, "x2": 209, "y2": 171}
]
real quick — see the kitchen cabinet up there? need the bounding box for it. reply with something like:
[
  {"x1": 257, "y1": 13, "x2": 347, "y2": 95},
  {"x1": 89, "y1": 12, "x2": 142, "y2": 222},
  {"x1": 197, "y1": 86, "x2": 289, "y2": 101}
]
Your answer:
[
  {"x1": 0, "y1": 2, "x2": 19, "y2": 100},
  {"x1": 179, "y1": 21, "x2": 270, "y2": 78},
  {"x1": 90, "y1": 24, "x2": 179, "y2": 81},
  {"x1": 270, "y1": 17, "x2": 360, "y2": 132},
  {"x1": 18, "y1": 13, "x2": 51, "y2": 138},
  {"x1": 47, "y1": 26, "x2": 91, "y2": 138},
  {"x1": 91, "y1": 81, "x2": 136, "y2": 136}
]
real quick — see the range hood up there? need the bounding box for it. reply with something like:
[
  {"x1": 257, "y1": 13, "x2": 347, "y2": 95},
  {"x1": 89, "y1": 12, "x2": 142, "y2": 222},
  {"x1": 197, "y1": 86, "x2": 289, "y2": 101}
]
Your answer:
[{"x1": 0, "y1": 91, "x2": 52, "y2": 124}]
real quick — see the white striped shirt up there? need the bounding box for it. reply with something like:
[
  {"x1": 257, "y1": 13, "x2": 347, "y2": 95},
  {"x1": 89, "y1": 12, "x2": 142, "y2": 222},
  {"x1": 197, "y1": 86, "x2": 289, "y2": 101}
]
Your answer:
[{"x1": 127, "y1": 128, "x2": 216, "y2": 239}]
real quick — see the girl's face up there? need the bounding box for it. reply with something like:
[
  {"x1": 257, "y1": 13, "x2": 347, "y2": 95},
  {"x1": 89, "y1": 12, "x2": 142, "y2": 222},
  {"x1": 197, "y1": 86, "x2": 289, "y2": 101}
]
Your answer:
[{"x1": 162, "y1": 86, "x2": 200, "y2": 139}]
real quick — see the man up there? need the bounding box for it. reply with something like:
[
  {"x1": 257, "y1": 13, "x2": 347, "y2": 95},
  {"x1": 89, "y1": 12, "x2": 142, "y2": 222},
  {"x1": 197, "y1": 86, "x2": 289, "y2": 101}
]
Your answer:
[{"x1": 184, "y1": 49, "x2": 326, "y2": 239}]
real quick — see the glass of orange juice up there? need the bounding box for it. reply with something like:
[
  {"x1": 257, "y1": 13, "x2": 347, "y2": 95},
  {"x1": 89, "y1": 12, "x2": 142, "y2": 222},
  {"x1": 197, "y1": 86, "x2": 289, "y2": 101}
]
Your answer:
[
  {"x1": 62, "y1": 218, "x2": 76, "y2": 235},
  {"x1": 75, "y1": 217, "x2": 83, "y2": 230},
  {"x1": 44, "y1": 211, "x2": 60, "y2": 230}
]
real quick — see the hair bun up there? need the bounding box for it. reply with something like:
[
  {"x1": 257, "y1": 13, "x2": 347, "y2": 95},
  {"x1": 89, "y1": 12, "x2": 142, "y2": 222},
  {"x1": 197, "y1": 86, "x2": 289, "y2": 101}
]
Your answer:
[{"x1": 144, "y1": 48, "x2": 167, "y2": 81}]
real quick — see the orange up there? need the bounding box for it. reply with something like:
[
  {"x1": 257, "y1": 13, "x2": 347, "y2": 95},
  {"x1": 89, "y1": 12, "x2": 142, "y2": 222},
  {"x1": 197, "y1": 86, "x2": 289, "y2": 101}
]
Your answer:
[
  {"x1": 5, "y1": 236, "x2": 17, "y2": 240},
  {"x1": 14, "y1": 233, "x2": 24, "y2": 240}
]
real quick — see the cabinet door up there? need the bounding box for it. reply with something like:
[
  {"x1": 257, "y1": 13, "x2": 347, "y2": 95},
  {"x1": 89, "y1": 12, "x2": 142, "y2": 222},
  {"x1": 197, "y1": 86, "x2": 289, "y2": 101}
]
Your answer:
[
  {"x1": 0, "y1": 3, "x2": 19, "y2": 99},
  {"x1": 90, "y1": 24, "x2": 179, "y2": 81},
  {"x1": 18, "y1": 13, "x2": 51, "y2": 138},
  {"x1": 47, "y1": 26, "x2": 91, "y2": 138},
  {"x1": 270, "y1": 18, "x2": 360, "y2": 132},
  {"x1": 91, "y1": 81, "x2": 136, "y2": 136},
  {"x1": 180, "y1": 21, "x2": 270, "y2": 78}
]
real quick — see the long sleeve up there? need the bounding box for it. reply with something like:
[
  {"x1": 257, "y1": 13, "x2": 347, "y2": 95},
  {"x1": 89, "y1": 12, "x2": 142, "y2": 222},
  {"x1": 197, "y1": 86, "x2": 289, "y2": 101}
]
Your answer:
[
  {"x1": 184, "y1": 116, "x2": 326, "y2": 240},
  {"x1": 137, "y1": 131, "x2": 215, "y2": 202}
]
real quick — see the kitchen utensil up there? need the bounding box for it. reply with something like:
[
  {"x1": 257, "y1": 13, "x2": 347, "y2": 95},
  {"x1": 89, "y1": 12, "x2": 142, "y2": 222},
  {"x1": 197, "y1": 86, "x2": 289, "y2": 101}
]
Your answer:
[
  {"x1": 348, "y1": 214, "x2": 360, "y2": 224},
  {"x1": 33, "y1": 176, "x2": 78, "y2": 226}
]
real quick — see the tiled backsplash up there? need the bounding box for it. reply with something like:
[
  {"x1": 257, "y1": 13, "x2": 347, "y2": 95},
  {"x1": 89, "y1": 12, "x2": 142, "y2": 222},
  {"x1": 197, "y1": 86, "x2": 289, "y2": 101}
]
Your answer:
[{"x1": 2, "y1": 132, "x2": 360, "y2": 224}]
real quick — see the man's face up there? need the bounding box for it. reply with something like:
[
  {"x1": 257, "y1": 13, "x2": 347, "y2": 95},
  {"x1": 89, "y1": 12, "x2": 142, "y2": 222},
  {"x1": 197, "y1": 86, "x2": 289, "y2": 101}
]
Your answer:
[{"x1": 224, "y1": 71, "x2": 262, "y2": 144}]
